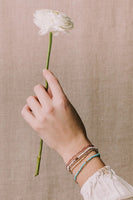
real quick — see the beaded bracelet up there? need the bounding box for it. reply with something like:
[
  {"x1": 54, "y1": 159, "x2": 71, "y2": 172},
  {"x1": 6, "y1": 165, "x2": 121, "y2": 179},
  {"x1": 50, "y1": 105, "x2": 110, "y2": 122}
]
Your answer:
[
  {"x1": 74, "y1": 153, "x2": 100, "y2": 183},
  {"x1": 66, "y1": 146, "x2": 98, "y2": 171},
  {"x1": 69, "y1": 148, "x2": 98, "y2": 173},
  {"x1": 65, "y1": 144, "x2": 94, "y2": 168}
]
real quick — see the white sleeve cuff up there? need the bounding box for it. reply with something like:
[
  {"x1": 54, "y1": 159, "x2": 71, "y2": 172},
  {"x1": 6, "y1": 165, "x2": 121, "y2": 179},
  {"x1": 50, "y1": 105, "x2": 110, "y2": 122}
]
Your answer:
[{"x1": 80, "y1": 166, "x2": 133, "y2": 200}]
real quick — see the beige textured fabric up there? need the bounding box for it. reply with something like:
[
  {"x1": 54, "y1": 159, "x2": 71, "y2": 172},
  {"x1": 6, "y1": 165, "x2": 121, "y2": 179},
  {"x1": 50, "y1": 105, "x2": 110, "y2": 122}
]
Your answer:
[{"x1": 0, "y1": 0, "x2": 133, "y2": 199}]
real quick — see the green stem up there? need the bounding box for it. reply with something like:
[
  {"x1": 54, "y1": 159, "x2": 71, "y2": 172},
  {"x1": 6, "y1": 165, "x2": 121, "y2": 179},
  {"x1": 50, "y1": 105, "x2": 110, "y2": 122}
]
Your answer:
[{"x1": 35, "y1": 32, "x2": 53, "y2": 176}]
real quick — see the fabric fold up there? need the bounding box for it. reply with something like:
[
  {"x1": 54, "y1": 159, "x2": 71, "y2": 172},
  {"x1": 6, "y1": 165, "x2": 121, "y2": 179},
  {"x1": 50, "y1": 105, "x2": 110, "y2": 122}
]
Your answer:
[{"x1": 80, "y1": 166, "x2": 133, "y2": 200}]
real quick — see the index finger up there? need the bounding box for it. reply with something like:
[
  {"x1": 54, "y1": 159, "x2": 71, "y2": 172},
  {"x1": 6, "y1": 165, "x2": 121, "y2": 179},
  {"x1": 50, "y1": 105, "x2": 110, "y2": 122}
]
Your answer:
[{"x1": 43, "y1": 69, "x2": 65, "y2": 100}]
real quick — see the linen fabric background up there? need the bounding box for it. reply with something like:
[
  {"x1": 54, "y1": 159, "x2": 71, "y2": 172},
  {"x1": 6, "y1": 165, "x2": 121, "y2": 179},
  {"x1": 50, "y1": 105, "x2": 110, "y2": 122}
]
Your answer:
[{"x1": 0, "y1": 0, "x2": 133, "y2": 199}]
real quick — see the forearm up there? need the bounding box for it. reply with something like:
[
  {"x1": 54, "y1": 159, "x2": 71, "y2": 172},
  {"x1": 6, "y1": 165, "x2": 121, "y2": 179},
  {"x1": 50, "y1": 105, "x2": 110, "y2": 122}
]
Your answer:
[
  {"x1": 61, "y1": 137, "x2": 105, "y2": 188},
  {"x1": 61, "y1": 138, "x2": 133, "y2": 200},
  {"x1": 70, "y1": 150, "x2": 105, "y2": 188}
]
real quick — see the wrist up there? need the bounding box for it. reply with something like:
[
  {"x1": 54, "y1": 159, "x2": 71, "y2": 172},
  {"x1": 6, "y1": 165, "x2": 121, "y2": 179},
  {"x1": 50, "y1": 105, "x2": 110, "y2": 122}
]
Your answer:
[
  {"x1": 71, "y1": 150, "x2": 105, "y2": 188},
  {"x1": 60, "y1": 135, "x2": 92, "y2": 164}
]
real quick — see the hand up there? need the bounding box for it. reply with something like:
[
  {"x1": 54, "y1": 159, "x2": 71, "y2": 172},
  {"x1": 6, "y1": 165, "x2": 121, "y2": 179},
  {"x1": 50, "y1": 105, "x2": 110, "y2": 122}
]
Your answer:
[{"x1": 21, "y1": 69, "x2": 92, "y2": 163}]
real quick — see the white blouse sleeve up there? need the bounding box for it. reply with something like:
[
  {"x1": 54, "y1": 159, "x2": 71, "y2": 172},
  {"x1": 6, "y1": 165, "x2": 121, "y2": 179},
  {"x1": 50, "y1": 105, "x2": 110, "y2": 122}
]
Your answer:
[{"x1": 80, "y1": 166, "x2": 133, "y2": 200}]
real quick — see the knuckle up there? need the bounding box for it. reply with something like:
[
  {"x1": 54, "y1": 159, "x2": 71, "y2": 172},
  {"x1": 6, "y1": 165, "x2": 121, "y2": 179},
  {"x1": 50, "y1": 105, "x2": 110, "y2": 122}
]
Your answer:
[
  {"x1": 34, "y1": 84, "x2": 42, "y2": 92},
  {"x1": 33, "y1": 125, "x2": 40, "y2": 132},
  {"x1": 33, "y1": 121, "x2": 41, "y2": 131},
  {"x1": 46, "y1": 106, "x2": 55, "y2": 114},
  {"x1": 42, "y1": 106, "x2": 54, "y2": 115},
  {"x1": 57, "y1": 97, "x2": 68, "y2": 108},
  {"x1": 37, "y1": 112, "x2": 47, "y2": 123},
  {"x1": 26, "y1": 96, "x2": 34, "y2": 102},
  {"x1": 38, "y1": 115, "x2": 46, "y2": 123}
]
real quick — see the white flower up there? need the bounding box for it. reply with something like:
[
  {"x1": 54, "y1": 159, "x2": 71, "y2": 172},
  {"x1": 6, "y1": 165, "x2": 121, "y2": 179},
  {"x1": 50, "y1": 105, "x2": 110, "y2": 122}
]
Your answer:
[{"x1": 33, "y1": 9, "x2": 74, "y2": 36}]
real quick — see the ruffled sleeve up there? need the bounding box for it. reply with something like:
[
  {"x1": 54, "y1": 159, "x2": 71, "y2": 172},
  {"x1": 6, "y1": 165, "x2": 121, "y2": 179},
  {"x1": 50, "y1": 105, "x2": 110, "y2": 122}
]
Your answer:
[{"x1": 80, "y1": 166, "x2": 133, "y2": 200}]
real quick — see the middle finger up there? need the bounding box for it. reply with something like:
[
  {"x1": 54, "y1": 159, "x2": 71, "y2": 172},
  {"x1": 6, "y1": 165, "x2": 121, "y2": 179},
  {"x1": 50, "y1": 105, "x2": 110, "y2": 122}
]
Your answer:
[{"x1": 34, "y1": 84, "x2": 52, "y2": 108}]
